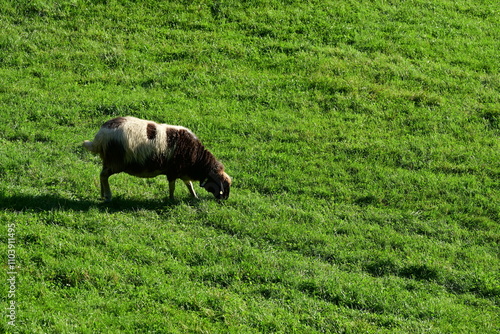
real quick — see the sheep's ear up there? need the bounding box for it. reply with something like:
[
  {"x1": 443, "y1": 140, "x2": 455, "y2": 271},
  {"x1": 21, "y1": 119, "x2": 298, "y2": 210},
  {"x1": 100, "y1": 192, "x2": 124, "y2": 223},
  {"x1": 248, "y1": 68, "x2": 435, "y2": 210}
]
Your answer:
[
  {"x1": 208, "y1": 170, "x2": 219, "y2": 180},
  {"x1": 208, "y1": 171, "x2": 224, "y2": 194}
]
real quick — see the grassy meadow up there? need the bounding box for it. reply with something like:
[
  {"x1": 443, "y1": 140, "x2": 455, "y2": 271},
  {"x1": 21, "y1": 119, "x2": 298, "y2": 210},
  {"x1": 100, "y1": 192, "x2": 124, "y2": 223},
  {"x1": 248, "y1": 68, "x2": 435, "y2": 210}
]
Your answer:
[{"x1": 1, "y1": 0, "x2": 499, "y2": 332}]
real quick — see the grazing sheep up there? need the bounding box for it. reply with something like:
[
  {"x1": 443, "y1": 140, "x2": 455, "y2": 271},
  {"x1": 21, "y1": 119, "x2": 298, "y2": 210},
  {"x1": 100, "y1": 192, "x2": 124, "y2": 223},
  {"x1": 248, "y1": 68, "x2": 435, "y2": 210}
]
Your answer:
[{"x1": 83, "y1": 116, "x2": 231, "y2": 201}]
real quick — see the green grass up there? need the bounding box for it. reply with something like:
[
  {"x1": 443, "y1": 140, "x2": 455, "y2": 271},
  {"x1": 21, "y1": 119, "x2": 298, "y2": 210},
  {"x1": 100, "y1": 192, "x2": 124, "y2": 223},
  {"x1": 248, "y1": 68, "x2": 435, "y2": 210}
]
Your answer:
[{"x1": 1, "y1": 0, "x2": 499, "y2": 332}]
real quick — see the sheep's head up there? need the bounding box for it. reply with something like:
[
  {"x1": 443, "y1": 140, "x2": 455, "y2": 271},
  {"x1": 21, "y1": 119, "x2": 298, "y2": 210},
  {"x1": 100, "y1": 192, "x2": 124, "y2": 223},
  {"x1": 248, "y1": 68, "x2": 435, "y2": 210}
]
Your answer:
[{"x1": 201, "y1": 171, "x2": 231, "y2": 200}]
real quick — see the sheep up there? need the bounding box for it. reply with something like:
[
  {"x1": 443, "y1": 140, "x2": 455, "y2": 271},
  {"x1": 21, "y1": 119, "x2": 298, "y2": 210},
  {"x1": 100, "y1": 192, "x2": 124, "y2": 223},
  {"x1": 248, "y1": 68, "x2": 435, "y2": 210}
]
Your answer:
[{"x1": 83, "y1": 116, "x2": 231, "y2": 201}]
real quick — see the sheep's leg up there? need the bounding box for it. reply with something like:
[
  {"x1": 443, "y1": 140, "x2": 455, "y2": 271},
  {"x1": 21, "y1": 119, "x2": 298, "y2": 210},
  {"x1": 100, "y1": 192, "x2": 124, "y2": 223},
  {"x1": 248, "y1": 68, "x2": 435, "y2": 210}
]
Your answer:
[
  {"x1": 168, "y1": 179, "x2": 176, "y2": 200},
  {"x1": 184, "y1": 181, "x2": 198, "y2": 199},
  {"x1": 100, "y1": 168, "x2": 113, "y2": 202}
]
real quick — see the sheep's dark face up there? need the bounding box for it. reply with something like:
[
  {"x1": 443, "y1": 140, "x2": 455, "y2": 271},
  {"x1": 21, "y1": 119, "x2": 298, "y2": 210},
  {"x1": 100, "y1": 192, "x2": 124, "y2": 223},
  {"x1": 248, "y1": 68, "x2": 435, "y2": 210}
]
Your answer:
[{"x1": 202, "y1": 172, "x2": 231, "y2": 200}]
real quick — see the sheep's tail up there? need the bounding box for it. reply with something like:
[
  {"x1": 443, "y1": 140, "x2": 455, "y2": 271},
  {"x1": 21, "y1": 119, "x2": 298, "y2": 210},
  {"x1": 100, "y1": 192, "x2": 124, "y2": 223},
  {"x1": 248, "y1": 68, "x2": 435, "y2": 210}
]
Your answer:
[{"x1": 83, "y1": 140, "x2": 99, "y2": 154}]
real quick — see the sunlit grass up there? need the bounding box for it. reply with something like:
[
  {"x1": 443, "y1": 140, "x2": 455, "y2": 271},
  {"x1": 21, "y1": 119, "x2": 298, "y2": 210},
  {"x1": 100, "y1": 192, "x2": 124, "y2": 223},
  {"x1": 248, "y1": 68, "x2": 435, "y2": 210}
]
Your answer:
[{"x1": 0, "y1": 0, "x2": 498, "y2": 332}]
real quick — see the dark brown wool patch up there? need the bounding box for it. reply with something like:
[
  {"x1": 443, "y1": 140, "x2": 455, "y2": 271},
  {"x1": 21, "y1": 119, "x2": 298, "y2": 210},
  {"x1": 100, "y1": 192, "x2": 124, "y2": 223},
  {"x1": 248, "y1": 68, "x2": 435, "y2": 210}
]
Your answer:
[
  {"x1": 165, "y1": 127, "x2": 221, "y2": 181},
  {"x1": 102, "y1": 117, "x2": 127, "y2": 129},
  {"x1": 146, "y1": 123, "x2": 157, "y2": 140},
  {"x1": 166, "y1": 127, "x2": 178, "y2": 145}
]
